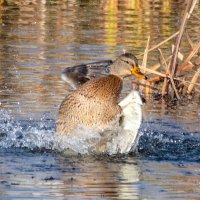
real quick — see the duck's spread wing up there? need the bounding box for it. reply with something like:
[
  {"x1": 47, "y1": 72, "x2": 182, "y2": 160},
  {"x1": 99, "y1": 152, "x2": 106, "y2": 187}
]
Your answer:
[{"x1": 61, "y1": 60, "x2": 113, "y2": 89}]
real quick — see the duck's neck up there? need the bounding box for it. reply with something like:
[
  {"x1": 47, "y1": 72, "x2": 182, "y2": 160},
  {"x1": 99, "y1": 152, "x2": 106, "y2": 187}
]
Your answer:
[
  {"x1": 109, "y1": 60, "x2": 125, "y2": 79},
  {"x1": 78, "y1": 74, "x2": 122, "y2": 102}
]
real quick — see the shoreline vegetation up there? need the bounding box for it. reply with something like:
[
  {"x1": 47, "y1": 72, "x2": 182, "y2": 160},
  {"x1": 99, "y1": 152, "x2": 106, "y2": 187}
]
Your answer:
[{"x1": 134, "y1": 0, "x2": 200, "y2": 101}]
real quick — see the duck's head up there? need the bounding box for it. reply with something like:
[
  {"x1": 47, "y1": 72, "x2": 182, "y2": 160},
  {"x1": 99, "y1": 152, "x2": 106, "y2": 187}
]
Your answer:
[{"x1": 110, "y1": 53, "x2": 147, "y2": 79}]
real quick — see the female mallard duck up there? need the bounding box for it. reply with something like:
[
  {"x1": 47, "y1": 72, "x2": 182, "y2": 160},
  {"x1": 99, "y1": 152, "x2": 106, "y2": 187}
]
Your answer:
[{"x1": 56, "y1": 53, "x2": 146, "y2": 154}]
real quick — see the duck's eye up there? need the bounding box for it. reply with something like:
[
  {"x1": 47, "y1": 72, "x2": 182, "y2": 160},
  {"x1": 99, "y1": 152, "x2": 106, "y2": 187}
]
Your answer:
[{"x1": 125, "y1": 61, "x2": 129, "y2": 64}]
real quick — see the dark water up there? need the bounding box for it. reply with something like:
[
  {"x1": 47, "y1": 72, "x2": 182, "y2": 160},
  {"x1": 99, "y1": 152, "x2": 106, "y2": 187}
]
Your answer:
[{"x1": 0, "y1": 0, "x2": 200, "y2": 199}]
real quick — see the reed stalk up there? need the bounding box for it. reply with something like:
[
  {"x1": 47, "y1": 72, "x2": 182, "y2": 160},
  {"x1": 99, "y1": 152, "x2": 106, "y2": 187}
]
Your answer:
[{"x1": 187, "y1": 67, "x2": 200, "y2": 94}]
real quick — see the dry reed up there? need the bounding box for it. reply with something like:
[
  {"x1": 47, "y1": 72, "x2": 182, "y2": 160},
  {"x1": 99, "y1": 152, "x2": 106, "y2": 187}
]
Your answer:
[{"x1": 134, "y1": 0, "x2": 200, "y2": 100}]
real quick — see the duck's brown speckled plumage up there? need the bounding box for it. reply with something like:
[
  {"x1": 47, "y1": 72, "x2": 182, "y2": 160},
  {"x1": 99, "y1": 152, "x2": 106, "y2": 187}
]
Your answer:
[
  {"x1": 57, "y1": 53, "x2": 147, "y2": 136},
  {"x1": 57, "y1": 75, "x2": 122, "y2": 135}
]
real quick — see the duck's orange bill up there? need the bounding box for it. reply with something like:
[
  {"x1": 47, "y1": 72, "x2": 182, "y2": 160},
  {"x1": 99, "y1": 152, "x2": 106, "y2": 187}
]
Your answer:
[{"x1": 131, "y1": 66, "x2": 147, "y2": 80}]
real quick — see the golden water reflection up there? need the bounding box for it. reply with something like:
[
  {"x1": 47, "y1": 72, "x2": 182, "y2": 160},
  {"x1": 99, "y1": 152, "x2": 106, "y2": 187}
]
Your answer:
[{"x1": 0, "y1": 0, "x2": 199, "y2": 120}]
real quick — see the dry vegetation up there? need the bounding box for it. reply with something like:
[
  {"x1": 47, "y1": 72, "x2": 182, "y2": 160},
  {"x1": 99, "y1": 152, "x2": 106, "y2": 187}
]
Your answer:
[{"x1": 134, "y1": 0, "x2": 200, "y2": 101}]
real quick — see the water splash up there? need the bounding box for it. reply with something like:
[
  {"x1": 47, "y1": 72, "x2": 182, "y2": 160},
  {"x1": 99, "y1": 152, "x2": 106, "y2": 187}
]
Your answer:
[
  {"x1": 0, "y1": 110, "x2": 102, "y2": 154},
  {"x1": 1, "y1": 110, "x2": 200, "y2": 161},
  {"x1": 0, "y1": 110, "x2": 55, "y2": 150}
]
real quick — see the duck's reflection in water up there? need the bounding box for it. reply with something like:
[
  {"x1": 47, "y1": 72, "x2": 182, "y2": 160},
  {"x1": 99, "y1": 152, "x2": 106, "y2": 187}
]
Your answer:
[
  {"x1": 1, "y1": 150, "x2": 200, "y2": 199},
  {"x1": 56, "y1": 155, "x2": 140, "y2": 199},
  {"x1": 0, "y1": 152, "x2": 140, "y2": 199}
]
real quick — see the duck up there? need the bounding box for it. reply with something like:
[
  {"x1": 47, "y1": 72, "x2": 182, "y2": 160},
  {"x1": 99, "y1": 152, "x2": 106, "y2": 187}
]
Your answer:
[
  {"x1": 56, "y1": 53, "x2": 147, "y2": 154},
  {"x1": 61, "y1": 53, "x2": 146, "y2": 89}
]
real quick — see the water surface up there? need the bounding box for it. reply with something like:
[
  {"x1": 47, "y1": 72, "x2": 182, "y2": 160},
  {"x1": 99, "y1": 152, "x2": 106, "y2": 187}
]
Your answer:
[{"x1": 0, "y1": 0, "x2": 200, "y2": 199}]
